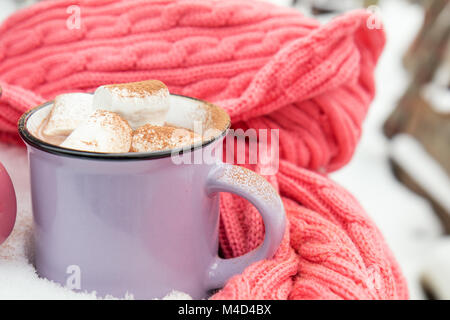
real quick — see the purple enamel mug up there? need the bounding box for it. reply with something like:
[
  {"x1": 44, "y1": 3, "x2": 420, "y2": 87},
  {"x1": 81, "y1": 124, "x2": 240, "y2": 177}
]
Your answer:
[{"x1": 18, "y1": 94, "x2": 286, "y2": 299}]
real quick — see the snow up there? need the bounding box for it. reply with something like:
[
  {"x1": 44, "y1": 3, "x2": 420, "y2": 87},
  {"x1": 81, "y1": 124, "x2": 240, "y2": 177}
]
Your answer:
[
  {"x1": 423, "y1": 83, "x2": 450, "y2": 113},
  {"x1": 0, "y1": 0, "x2": 447, "y2": 300},
  {"x1": 421, "y1": 238, "x2": 450, "y2": 300},
  {"x1": 0, "y1": 0, "x2": 16, "y2": 24}
]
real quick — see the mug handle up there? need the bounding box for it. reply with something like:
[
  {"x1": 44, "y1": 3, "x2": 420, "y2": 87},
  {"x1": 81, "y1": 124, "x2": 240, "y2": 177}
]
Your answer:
[
  {"x1": 0, "y1": 163, "x2": 16, "y2": 246},
  {"x1": 205, "y1": 163, "x2": 286, "y2": 290}
]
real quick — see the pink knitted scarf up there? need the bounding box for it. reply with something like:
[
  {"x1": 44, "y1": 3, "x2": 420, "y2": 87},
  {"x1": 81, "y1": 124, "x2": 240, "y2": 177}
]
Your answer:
[{"x1": 0, "y1": 0, "x2": 408, "y2": 299}]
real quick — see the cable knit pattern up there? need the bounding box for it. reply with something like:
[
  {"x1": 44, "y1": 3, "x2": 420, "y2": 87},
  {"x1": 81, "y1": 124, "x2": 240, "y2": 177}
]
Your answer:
[{"x1": 0, "y1": 0, "x2": 407, "y2": 299}]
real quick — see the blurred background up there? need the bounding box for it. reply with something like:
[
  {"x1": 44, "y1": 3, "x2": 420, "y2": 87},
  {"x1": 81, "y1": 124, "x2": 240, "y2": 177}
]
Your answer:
[{"x1": 0, "y1": 0, "x2": 449, "y2": 299}]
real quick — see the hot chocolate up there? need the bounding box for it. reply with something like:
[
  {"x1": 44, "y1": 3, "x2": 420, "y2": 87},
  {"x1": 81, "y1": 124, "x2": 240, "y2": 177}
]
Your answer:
[{"x1": 31, "y1": 80, "x2": 215, "y2": 153}]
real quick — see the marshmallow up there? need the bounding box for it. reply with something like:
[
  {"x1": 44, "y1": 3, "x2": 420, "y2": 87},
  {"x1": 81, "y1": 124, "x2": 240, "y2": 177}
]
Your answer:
[
  {"x1": 43, "y1": 93, "x2": 94, "y2": 136},
  {"x1": 93, "y1": 80, "x2": 170, "y2": 129},
  {"x1": 131, "y1": 124, "x2": 202, "y2": 152},
  {"x1": 61, "y1": 110, "x2": 132, "y2": 153}
]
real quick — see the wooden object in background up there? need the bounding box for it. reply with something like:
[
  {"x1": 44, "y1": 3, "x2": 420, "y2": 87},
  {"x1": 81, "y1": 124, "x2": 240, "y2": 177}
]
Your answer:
[
  {"x1": 384, "y1": 1, "x2": 450, "y2": 233},
  {"x1": 403, "y1": 0, "x2": 450, "y2": 84}
]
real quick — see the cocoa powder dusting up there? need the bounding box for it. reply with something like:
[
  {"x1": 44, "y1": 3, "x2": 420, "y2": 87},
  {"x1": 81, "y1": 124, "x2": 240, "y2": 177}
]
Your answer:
[
  {"x1": 131, "y1": 124, "x2": 201, "y2": 152},
  {"x1": 80, "y1": 110, "x2": 132, "y2": 152},
  {"x1": 105, "y1": 80, "x2": 167, "y2": 98},
  {"x1": 219, "y1": 165, "x2": 278, "y2": 205},
  {"x1": 202, "y1": 102, "x2": 230, "y2": 133}
]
